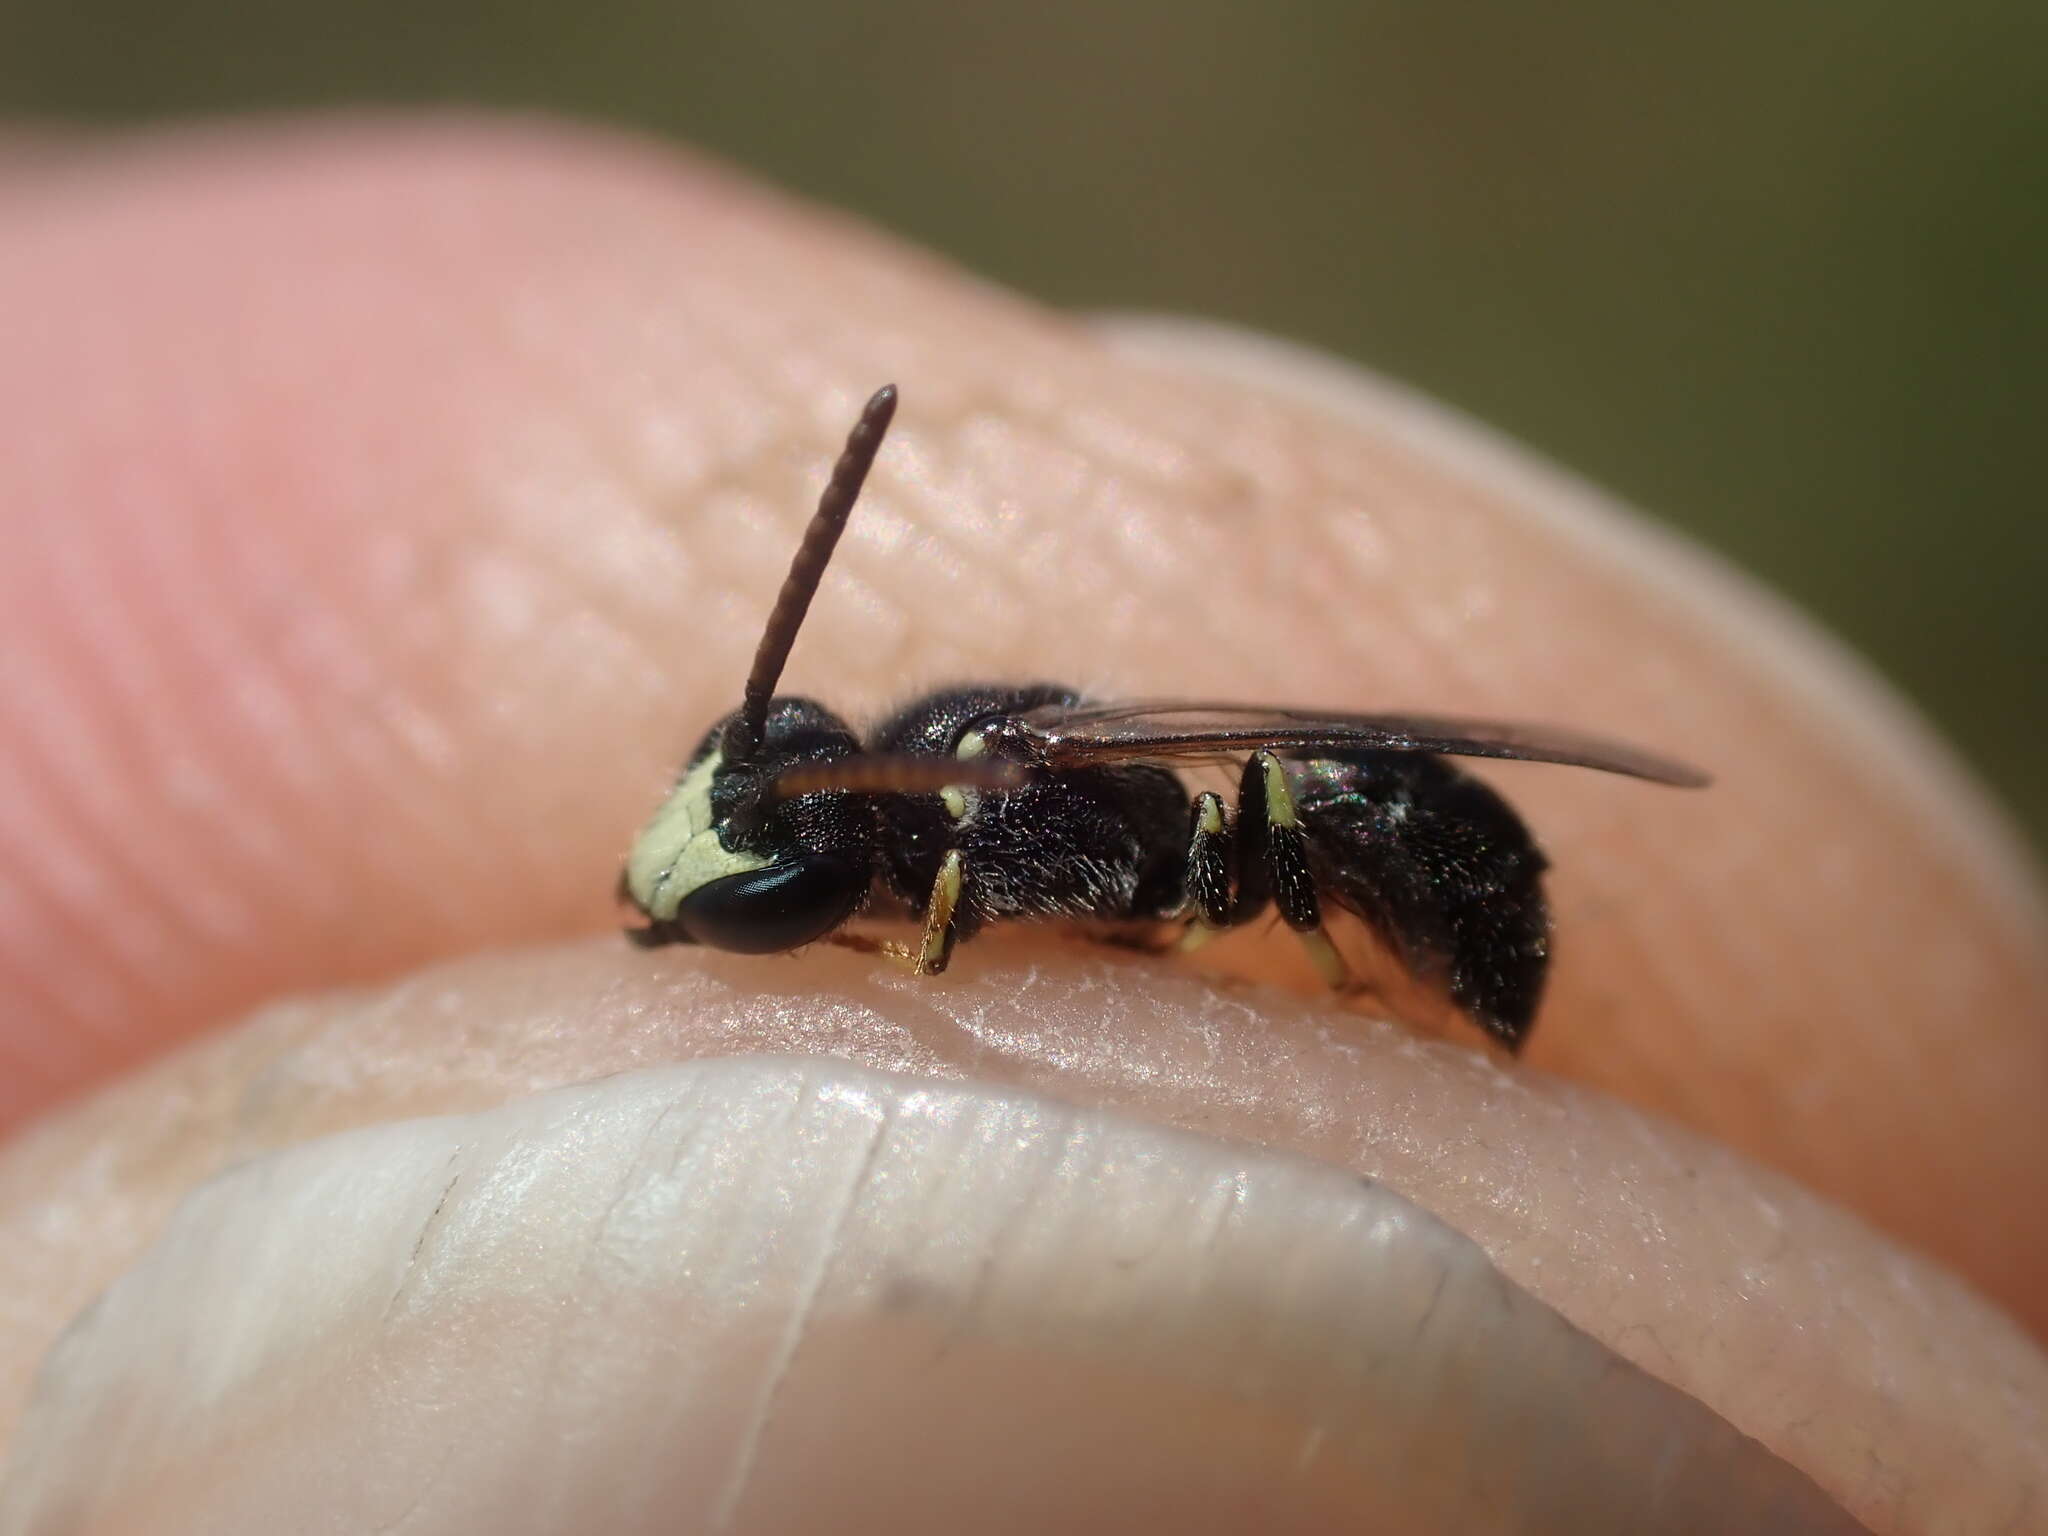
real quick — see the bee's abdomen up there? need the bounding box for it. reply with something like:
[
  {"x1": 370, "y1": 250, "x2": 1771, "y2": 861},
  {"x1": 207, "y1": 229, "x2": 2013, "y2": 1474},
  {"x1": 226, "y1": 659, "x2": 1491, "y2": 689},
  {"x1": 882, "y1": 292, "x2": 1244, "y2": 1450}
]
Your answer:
[{"x1": 1292, "y1": 751, "x2": 1551, "y2": 1049}]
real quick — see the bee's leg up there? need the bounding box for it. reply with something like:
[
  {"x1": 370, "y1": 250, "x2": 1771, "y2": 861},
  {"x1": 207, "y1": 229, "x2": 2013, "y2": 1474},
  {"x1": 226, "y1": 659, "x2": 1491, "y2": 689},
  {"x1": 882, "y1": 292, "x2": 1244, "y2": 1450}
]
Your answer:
[
  {"x1": 825, "y1": 930, "x2": 919, "y2": 968},
  {"x1": 831, "y1": 849, "x2": 967, "y2": 974},
  {"x1": 915, "y1": 849, "x2": 967, "y2": 976},
  {"x1": 1177, "y1": 791, "x2": 1234, "y2": 952},
  {"x1": 1235, "y1": 751, "x2": 1353, "y2": 990},
  {"x1": 1066, "y1": 791, "x2": 1221, "y2": 957}
]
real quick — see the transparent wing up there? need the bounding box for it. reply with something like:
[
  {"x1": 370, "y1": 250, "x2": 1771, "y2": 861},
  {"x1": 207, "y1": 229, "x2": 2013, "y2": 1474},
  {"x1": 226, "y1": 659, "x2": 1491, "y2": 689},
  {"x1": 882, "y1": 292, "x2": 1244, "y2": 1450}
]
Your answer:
[{"x1": 1008, "y1": 700, "x2": 1710, "y2": 787}]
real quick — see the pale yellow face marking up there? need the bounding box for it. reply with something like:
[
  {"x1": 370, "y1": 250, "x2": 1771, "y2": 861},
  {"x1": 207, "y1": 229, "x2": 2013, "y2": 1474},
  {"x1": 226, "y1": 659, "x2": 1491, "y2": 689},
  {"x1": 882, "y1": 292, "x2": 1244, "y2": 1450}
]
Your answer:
[
  {"x1": 940, "y1": 786, "x2": 968, "y2": 820},
  {"x1": 623, "y1": 751, "x2": 771, "y2": 922}
]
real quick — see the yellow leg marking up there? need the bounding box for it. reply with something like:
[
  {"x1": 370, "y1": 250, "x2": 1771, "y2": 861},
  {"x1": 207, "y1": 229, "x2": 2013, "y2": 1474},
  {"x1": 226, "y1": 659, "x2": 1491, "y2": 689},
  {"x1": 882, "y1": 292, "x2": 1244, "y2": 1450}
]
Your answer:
[
  {"x1": 1259, "y1": 753, "x2": 1301, "y2": 828},
  {"x1": 1298, "y1": 928, "x2": 1352, "y2": 990},
  {"x1": 1178, "y1": 921, "x2": 1221, "y2": 954},
  {"x1": 941, "y1": 731, "x2": 989, "y2": 823},
  {"x1": 917, "y1": 850, "x2": 965, "y2": 975}
]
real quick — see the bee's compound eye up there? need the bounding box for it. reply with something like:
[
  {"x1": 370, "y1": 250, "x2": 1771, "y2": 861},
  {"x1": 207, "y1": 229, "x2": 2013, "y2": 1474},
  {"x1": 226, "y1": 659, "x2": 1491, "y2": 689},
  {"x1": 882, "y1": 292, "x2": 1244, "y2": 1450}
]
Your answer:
[{"x1": 677, "y1": 855, "x2": 867, "y2": 954}]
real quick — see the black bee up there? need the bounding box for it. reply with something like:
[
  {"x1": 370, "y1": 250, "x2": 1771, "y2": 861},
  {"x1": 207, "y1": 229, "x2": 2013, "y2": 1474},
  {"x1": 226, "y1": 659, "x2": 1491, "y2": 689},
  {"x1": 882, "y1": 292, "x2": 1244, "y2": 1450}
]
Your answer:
[{"x1": 621, "y1": 385, "x2": 1707, "y2": 1051}]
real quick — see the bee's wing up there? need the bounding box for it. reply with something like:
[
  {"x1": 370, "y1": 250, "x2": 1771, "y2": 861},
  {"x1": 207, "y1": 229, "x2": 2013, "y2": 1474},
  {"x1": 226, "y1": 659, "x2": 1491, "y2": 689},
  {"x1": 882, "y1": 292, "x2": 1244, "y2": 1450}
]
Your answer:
[{"x1": 1009, "y1": 700, "x2": 1710, "y2": 787}]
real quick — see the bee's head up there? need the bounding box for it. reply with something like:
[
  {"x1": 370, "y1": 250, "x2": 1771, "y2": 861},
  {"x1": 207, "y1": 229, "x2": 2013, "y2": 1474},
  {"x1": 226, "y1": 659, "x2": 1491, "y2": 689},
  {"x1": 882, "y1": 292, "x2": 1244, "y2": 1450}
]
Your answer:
[
  {"x1": 623, "y1": 697, "x2": 874, "y2": 952},
  {"x1": 619, "y1": 385, "x2": 1028, "y2": 956},
  {"x1": 621, "y1": 386, "x2": 900, "y2": 954}
]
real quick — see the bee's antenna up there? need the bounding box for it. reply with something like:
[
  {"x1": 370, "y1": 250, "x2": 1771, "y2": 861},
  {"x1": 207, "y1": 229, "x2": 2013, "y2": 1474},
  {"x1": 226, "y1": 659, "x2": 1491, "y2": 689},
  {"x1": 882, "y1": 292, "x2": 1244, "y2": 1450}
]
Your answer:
[
  {"x1": 767, "y1": 754, "x2": 1031, "y2": 799},
  {"x1": 725, "y1": 384, "x2": 898, "y2": 761}
]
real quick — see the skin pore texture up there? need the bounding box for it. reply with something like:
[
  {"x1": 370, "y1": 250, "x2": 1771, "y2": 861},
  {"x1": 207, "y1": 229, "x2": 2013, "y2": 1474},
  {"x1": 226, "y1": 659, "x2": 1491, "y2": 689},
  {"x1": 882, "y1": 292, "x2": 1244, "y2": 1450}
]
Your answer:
[{"x1": 0, "y1": 118, "x2": 2042, "y2": 1532}]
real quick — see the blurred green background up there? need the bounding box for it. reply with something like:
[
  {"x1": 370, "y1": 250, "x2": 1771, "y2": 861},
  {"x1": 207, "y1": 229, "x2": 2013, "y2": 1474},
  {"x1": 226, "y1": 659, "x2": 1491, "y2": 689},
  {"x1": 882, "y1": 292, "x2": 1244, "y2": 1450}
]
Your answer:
[{"x1": 7, "y1": 2, "x2": 2043, "y2": 846}]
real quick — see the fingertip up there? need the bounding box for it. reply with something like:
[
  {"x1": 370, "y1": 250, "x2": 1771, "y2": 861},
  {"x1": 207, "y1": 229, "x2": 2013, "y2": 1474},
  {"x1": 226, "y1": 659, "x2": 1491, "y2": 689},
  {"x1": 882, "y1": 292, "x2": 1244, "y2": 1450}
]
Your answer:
[{"x1": 0, "y1": 113, "x2": 2039, "y2": 1344}]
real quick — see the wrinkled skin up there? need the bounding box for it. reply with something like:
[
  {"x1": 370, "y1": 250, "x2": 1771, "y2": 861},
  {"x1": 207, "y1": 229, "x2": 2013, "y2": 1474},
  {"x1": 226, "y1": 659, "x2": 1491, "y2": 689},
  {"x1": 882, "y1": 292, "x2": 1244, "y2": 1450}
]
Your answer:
[{"x1": 0, "y1": 118, "x2": 2042, "y2": 1534}]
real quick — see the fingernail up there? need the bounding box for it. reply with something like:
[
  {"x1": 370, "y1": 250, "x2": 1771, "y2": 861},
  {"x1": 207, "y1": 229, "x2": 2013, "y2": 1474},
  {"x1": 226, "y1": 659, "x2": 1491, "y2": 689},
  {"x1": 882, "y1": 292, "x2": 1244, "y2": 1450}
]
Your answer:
[{"x1": 0, "y1": 1057, "x2": 1861, "y2": 1534}]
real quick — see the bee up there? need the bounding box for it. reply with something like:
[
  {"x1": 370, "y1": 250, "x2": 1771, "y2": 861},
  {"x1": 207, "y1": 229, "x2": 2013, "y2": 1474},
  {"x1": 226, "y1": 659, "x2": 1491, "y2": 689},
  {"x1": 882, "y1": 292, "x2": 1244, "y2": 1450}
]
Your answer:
[{"x1": 621, "y1": 386, "x2": 1707, "y2": 1052}]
